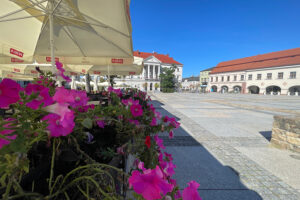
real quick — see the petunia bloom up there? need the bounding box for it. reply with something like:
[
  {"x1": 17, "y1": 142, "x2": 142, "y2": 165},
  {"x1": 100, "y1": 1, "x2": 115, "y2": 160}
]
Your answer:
[
  {"x1": 130, "y1": 104, "x2": 143, "y2": 117},
  {"x1": 150, "y1": 117, "x2": 157, "y2": 126},
  {"x1": 56, "y1": 62, "x2": 71, "y2": 82},
  {"x1": 25, "y1": 84, "x2": 53, "y2": 109},
  {"x1": 69, "y1": 90, "x2": 89, "y2": 108},
  {"x1": 0, "y1": 79, "x2": 21, "y2": 108},
  {"x1": 145, "y1": 136, "x2": 151, "y2": 149},
  {"x1": 42, "y1": 112, "x2": 75, "y2": 137},
  {"x1": 53, "y1": 87, "x2": 75, "y2": 104},
  {"x1": 154, "y1": 135, "x2": 165, "y2": 150},
  {"x1": 182, "y1": 181, "x2": 202, "y2": 200},
  {"x1": 96, "y1": 120, "x2": 105, "y2": 128},
  {"x1": 128, "y1": 166, "x2": 174, "y2": 200}
]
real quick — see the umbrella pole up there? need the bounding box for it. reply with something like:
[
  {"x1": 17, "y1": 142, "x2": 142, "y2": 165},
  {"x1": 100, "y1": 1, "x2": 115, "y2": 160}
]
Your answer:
[{"x1": 49, "y1": 1, "x2": 55, "y2": 74}]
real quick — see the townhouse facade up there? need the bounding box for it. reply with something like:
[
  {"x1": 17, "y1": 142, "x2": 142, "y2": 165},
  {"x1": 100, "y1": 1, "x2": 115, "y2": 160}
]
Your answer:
[{"x1": 208, "y1": 48, "x2": 300, "y2": 95}]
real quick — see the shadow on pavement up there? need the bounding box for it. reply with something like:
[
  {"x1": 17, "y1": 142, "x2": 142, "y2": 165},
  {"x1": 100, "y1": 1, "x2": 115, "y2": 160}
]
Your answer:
[
  {"x1": 259, "y1": 131, "x2": 272, "y2": 141},
  {"x1": 150, "y1": 100, "x2": 263, "y2": 200}
]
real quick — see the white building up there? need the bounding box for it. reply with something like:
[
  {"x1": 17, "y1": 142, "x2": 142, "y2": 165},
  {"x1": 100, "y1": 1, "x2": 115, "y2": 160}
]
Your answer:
[
  {"x1": 208, "y1": 47, "x2": 300, "y2": 95},
  {"x1": 181, "y1": 76, "x2": 199, "y2": 91},
  {"x1": 114, "y1": 50, "x2": 183, "y2": 91}
]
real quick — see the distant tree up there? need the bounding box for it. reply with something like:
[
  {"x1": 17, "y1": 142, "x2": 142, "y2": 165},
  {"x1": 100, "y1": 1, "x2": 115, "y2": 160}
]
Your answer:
[
  {"x1": 154, "y1": 83, "x2": 160, "y2": 90},
  {"x1": 160, "y1": 65, "x2": 177, "y2": 93}
]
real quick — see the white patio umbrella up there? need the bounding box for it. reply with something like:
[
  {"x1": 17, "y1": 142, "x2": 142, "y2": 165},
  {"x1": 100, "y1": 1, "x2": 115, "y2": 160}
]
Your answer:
[
  {"x1": 66, "y1": 56, "x2": 143, "y2": 76},
  {"x1": 0, "y1": 0, "x2": 133, "y2": 70}
]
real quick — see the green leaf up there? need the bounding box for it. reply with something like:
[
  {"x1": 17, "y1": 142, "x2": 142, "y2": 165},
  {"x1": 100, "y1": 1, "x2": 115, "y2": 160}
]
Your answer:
[{"x1": 82, "y1": 118, "x2": 93, "y2": 129}]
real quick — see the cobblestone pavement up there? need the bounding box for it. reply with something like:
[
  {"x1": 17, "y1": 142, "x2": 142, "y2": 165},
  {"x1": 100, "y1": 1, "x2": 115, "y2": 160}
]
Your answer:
[{"x1": 150, "y1": 93, "x2": 300, "y2": 200}]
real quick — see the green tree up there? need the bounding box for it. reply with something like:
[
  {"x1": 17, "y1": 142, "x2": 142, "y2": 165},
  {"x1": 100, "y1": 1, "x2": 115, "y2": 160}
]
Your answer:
[{"x1": 160, "y1": 65, "x2": 177, "y2": 93}]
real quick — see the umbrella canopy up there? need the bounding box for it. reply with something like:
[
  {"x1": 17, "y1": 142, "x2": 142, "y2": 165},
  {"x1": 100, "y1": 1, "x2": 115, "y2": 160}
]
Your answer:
[
  {"x1": 0, "y1": 0, "x2": 133, "y2": 67},
  {"x1": 0, "y1": 63, "x2": 75, "y2": 76},
  {"x1": 0, "y1": 70, "x2": 37, "y2": 80},
  {"x1": 66, "y1": 56, "x2": 143, "y2": 76}
]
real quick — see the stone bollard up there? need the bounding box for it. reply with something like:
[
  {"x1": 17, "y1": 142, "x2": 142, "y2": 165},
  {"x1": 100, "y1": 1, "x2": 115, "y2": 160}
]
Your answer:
[
  {"x1": 296, "y1": 92, "x2": 299, "y2": 96},
  {"x1": 278, "y1": 92, "x2": 280, "y2": 95},
  {"x1": 271, "y1": 91, "x2": 273, "y2": 95},
  {"x1": 287, "y1": 92, "x2": 290, "y2": 96}
]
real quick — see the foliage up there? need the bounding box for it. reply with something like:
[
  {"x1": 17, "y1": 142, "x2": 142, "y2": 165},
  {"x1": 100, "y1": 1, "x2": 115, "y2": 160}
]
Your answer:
[{"x1": 160, "y1": 65, "x2": 176, "y2": 93}]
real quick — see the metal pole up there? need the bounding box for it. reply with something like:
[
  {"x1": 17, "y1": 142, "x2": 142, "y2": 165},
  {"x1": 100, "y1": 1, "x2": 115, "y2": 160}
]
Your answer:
[{"x1": 49, "y1": 0, "x2": 55, "y2": 73}]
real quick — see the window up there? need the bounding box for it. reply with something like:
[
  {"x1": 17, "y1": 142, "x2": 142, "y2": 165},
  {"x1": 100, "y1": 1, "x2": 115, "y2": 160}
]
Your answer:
[
  {"x1": 278, "y1": 72, "x2": 283, "y2": 79},
  {"x1": 267, "y1": 73, "x2": 272, "y2": 80},
  {"x1": 241, "y1": 75, "x2": 244, "y2": 81},
  {"x1": 257, "y1": 74, "x2": 262, "y2": 80},
  {"x1": 290, "y1": 71, "x2": 296, "y2": 79},
  {"x1": 216, "y1": 77, "x2": 218, "y2": 82},
  {"x1": 234, "y1": 75, "x2": 237, "y2": 81},
  {"x1": 221, "y1": 76, "x2": 224, "y2": 82},
  {"x1": 227, "y1": 76, "x2": 230, "y2": 81},
  {"x1": 211, "y1": 77, "x2": 213, "y2": 82},
  {"x1": 248, "y1": 74, "x2": 252, "y2": 80}
]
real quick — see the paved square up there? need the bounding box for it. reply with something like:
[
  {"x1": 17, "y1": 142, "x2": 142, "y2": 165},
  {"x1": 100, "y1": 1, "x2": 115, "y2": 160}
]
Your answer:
[{"x1": 151, "y1": 93, "x2": 300, "y2": 200}]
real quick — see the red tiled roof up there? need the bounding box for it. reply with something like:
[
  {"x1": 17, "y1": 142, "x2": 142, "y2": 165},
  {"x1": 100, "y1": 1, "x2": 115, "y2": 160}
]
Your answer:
[
  {"x1": 133, "y1": 50, "x2": 182, "y2": 65},
  {"x1": 211, "y1": 47, "x2": 300, "y2": 74}
]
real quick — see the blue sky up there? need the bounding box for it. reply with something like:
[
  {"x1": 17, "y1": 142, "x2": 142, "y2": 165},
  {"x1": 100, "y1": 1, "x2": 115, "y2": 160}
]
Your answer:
[{"x1": 130, "y1": 0, "x2": 300, "y2": 78}]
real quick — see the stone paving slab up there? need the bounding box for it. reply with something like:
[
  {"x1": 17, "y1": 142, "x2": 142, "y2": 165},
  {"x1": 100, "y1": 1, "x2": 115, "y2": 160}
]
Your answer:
[{"x1": 150, "y1": 93, "x2": 300, "y2": 200}]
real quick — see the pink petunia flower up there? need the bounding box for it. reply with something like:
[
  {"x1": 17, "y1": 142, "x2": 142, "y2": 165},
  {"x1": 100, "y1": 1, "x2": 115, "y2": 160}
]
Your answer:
[
  {"x1": 96, "y1": 120, "x2": 105, "y2": 128},
  {"x1": 159, "y1": 160, "x2": 176, "y2": 178},
  {"x1": 42, "y1": 112, "x2": 75, "y2": 137},
  {"x1": 128, "y1": 98, "x2": 139, "y2": 106},
  {"x1": 130, "y1": 104, "x2": 143, "y2": 117},
  {"x1": 154, "y1": 135, "x2": 165, "y2": 150},
  {"x1": 25, "y1": 84, "x2": 53, "y2": 109},
  {"x1": 150, "y1": 117, "x2": 157, "y2": 126},
  {"x1": 182, "y1": 181, "x2": 202, "y2": 200},
  {"x1": 128, "y1": 166, "x2": 174, "y2": 200},
  {"x1": 121, "y1": 99, "x2": 129, "y2": 106},
  {"x1": 138, "y1": 161, "x2": 146, "y2": 171},
  {"x1": 56, "y1": 62, "x2": 71, "y2": 82},
  {"x1": 53, "y1": 87, "x2": 75, "y2": 104},
  {"x1": 108, "y1": 86, "x2": 122, "y2": 97},
  {"x1": 0, "y1": 79, "x2": 21, "y2": 108},
  {"x1": 69, "y1": 90, "x2": 89, "y2": 108}
]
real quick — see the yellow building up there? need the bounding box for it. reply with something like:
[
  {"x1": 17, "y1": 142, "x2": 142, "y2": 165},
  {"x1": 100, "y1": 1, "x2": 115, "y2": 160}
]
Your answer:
[{"x1": 200, "y1": 67, "x2": 214, "y2": 92}]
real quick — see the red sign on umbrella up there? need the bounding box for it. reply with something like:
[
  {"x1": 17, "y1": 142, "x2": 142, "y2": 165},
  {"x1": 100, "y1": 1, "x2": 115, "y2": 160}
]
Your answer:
[
  {"x1": 11, "y1": 58, "x2": 24, "y2": 63},
  {"x1": 111, "y1": 58, "x2": 124, "y2": 64},
  {"x1": 46, "y1": 57, "x2": 59, "y2": 62},
  {"x1": 10, "y1": 48, "x2": 24, "y2": 58},
  {"x1": 13, "y1": 68, "x2": 20, "y2": 72},
  {"x1": 93, "y1": 71, "x2": 101, "y2": 75}
]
